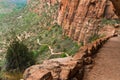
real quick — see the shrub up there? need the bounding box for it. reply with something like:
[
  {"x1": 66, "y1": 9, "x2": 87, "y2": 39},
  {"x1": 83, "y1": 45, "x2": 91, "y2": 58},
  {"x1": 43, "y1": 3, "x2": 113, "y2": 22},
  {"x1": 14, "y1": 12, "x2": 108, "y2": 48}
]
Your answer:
[
  {"x1": 60, "y1": 53, "x2": 67, "y2": 58},
  {"x1": 32, "y1": 45, "x2": 49, "y2": 58},
  {"x1": 5, "y1": 39, "x2": 35, "y2": 72},
  {"x1": 88, "y1": 34, "x2": 101, "y2": 43},
  {"x1": 101, "y1": 18, "x2": 120, "y2": 25}
]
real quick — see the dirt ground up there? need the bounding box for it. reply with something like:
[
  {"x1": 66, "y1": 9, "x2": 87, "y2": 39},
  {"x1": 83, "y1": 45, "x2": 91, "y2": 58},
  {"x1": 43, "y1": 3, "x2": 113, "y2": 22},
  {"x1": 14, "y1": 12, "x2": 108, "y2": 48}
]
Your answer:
[{"x1": 83, "y1": 36, "x2": 120, "y2": 80}]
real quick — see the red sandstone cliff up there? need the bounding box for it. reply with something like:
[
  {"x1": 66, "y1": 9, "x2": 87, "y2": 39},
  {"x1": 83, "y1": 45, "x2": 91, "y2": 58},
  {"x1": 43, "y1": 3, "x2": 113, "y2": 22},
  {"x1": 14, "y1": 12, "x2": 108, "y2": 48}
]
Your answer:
[
  {"x1": 110, "y1": 0, "x2": 120, "y2": 18},
  {"x1": 57, "y1": 0, "x2": 116, "y2": 45},
  {"x1": 28, "y1": 0, "x2": 119, "y2": 45}
]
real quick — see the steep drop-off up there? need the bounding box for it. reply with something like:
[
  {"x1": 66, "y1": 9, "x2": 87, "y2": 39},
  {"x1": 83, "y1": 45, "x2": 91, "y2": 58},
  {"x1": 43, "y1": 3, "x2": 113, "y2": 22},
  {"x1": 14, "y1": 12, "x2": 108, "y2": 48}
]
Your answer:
[{"x1": 0, "y1": 1, "x2": 80, "y2": 80}]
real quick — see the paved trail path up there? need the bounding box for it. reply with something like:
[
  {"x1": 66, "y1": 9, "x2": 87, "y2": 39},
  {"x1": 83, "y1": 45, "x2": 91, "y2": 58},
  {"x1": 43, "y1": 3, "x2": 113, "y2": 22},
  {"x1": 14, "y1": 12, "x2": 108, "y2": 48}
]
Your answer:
[{"x1": 83, "y1": 36, "x2": 120, "y2": 80}]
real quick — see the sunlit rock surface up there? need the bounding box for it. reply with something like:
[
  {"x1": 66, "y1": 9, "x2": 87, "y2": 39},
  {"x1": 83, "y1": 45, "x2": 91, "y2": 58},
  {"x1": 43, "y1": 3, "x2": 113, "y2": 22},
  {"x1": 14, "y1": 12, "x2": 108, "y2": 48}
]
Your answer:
[{"x1": 57, "y1": 0, "x2": 116, "y2": 44}]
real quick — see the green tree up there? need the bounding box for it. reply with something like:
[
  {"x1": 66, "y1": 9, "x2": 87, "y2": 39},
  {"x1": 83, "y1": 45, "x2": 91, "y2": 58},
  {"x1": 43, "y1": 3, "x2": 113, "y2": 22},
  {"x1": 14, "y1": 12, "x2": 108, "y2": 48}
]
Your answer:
[{"x1": 5, "y1": 38, "x2": 35, "y2": 72}]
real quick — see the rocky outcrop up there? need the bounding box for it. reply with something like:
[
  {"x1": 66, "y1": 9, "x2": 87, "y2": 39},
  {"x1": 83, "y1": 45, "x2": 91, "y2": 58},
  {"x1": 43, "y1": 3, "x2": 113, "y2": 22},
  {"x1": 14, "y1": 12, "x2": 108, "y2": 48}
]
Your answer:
[
  {"x1": 23, "y1": 57, "x2": 84, "y2": 80},
  {"x1": 23, "y1": 34, "x2": 115, "y2": 80},
  {"x1": 57, "y1": 0, "x2": 116, "y2": 44},
  {"x1": 110, "y1": 0, "x2": 120, "y2": 18},
  {"x1": 104, "y1": 0, "x2": 118, "y2": 19}
]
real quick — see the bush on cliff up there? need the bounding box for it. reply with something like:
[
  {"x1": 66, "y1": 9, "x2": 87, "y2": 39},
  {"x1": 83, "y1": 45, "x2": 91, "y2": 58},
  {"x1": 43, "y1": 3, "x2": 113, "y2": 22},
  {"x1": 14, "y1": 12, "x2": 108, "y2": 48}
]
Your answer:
[{"x1": 5, "y1": 38, "x2": 35, "y2": 72}]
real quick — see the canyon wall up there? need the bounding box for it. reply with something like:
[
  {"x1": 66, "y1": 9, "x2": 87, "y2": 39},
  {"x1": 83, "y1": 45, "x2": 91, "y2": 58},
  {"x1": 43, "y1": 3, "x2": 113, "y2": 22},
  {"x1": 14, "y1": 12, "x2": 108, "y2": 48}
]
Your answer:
[
  {"x1": 57, "y1": 0, "x2": 116, "y2": 45},
  {"x1": 27, "y1": 0, "x2": 120, "y2": 45},
  {"x1": 28, "y1": 0, "x2": 118, "y2": 45},
  {"x1": 110, "y1": 0, "x2": 120, "y2": 18}
]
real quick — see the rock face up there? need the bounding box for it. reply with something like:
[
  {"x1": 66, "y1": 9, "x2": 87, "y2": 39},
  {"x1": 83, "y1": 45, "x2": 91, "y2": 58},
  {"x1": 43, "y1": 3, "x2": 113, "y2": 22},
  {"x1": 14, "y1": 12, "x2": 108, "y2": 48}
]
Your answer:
[
  {"x1": 23, "y1": 57, "x2": 84, "y2": 80},
  {"x1": 110, "y1": 0, "x2": 120, "y2": 18},
  {"x1": 29, "y1": 0, "x2": 118, "y2": 44},
  {"x1": 104, "y1": 0, "x2": 118, "y2": 19},
  {"x1": 57, "y1": 0, "x2": 116, "y2": 44},
  {"x1": 23, "y1": 35, "x2": 115, "y2": 80}
]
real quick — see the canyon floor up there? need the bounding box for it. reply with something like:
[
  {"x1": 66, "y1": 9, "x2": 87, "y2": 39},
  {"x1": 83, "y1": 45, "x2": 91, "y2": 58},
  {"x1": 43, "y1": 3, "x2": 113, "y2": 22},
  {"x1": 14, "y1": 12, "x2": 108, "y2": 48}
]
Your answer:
[{"x1": 83, "y1": 36, "x2": 120, "y2": 80}]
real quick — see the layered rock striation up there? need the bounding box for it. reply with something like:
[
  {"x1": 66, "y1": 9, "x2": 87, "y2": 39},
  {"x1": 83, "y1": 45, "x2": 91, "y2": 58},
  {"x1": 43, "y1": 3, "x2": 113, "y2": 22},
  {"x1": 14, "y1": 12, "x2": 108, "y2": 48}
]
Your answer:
[
  {"x1": 28, "y1": 0, "x2": 119, "y2": 44},
  {"x1": 57, "y1": 0, "x2": 116, "y2": 44}
]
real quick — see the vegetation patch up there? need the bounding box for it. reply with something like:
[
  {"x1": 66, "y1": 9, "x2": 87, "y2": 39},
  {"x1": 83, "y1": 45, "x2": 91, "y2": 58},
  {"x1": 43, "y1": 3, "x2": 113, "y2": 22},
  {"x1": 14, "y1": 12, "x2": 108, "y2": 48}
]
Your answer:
[
  {"x1": 101, "y1": 18, "x2": 120, "y2": 25},
  {"x1": 0, "y1": 0, "x2": 81, "y2": 79},
  {"x1": 5, "y1": 38, "x2": 35, "y2": 72}
]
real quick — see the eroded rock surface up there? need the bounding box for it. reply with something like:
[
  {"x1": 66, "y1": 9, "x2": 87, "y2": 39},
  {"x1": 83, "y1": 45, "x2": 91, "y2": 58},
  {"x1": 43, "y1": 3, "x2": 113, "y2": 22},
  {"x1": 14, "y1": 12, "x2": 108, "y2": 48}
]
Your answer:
[
  {"x1": 111, "y1": 0, "x2": 120, "y2": 18},
  {"x1": 57, "y1": 0, "x2": 116, "y2": 44},
  {"x1": 29, "y1": 0, "x2": 117, "y2": 45},
  {"x1": 23, "y1": 57, "x2": 84, "y2": 80}
]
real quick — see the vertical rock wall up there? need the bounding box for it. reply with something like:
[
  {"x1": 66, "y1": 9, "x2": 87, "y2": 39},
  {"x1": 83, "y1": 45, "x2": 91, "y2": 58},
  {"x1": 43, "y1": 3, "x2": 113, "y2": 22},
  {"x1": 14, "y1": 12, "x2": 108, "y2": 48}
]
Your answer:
[
  {"x1": 57, "y1": 0, "x2": 116, "y2": 44},
  {"x1": 28, "y1": 0, "x2": 118, "y2": 44},
  {"x1": 110, "y1": 0, "x2": 120, "y2": 18},
  {"x1": 104, "y1": 0, "x2": 118, "y2": 19}
]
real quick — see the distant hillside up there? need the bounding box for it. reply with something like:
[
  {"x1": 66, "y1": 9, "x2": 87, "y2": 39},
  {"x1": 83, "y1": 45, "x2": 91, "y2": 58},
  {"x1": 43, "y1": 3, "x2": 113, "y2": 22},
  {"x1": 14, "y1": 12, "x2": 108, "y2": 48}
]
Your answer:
[
  {"x1": 9, "y1": 0, "x2": 27, "y2": 9},
  {"x1": 0, "y1": 0, "x2": 26, "y2": 14}
]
